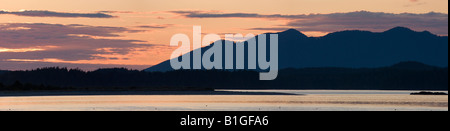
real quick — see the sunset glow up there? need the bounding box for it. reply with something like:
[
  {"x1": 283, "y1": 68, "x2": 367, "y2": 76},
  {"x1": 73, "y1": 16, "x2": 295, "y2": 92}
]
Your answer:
[
  {"x1": 0, "y1": 48, "x2": 43, "y2": 53},
  {"x1": 0, "y1": 0, "x2": 448, "y2": 70}
]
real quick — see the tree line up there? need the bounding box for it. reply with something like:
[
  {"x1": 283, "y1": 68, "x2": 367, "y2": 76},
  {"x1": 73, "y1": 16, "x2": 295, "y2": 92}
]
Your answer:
[{"x1": 0, "y1": 63, "x2": 448, "y2": 91}]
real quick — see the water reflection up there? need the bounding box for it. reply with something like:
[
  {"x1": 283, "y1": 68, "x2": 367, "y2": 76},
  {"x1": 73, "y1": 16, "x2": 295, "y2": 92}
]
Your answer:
[{"x1": 0, "y1": 90, "x2": 448, "y2": 111}]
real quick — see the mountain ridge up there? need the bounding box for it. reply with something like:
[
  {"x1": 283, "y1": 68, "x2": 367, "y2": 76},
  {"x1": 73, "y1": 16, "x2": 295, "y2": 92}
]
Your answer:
[
  {"x1": 390, "y1": 61, "x2": 441, "y2": 70},
  {"x1": 145, "y1": 27, "x2": 448, "y2": 72}
]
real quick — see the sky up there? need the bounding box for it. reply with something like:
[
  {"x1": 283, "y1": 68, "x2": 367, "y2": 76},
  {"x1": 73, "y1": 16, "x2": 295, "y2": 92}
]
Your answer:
[{"x1": 0, "y1": 0, "x2": 448, "y2": 70}]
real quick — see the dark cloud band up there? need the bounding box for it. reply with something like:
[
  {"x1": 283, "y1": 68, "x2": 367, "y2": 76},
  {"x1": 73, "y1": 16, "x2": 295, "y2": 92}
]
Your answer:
[
  {"x1": 171, "y1": 10, "x2": 448, "y2": 35},
  {"x1": 0, "y1": 10, "x2": 116, "y2": 18}
]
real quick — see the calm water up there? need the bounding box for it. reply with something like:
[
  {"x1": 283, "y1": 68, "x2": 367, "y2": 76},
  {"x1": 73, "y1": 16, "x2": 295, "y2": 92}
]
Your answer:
[{"x1": 0, "y1": 90, "x2": 447, "y2": 111}]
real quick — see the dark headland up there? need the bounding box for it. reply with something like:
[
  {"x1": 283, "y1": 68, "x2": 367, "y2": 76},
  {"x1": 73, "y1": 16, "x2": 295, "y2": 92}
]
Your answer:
[{"x1": 410, "y1": 91, "x2": 448, "y2": 95}]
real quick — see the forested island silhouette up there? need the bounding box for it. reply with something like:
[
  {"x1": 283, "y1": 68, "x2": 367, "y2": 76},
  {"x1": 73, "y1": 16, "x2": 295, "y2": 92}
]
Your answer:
[{"x1": 0, "y1": 62, "x2": 447, "y2": 91}]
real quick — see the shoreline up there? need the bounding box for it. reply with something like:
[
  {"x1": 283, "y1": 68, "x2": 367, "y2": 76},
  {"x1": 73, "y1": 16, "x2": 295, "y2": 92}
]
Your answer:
[
  {"x1": 0, "y1": 90, "x2": 299, "y2": 97},
  {"x1": 1, "y1": 89, "x2": 448, "y2": 97}
]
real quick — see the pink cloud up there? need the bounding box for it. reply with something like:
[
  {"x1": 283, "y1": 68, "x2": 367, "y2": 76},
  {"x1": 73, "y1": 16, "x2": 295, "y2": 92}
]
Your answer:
[{"x1": 0, "y1": 23, "x2": 150, "y2": 61}]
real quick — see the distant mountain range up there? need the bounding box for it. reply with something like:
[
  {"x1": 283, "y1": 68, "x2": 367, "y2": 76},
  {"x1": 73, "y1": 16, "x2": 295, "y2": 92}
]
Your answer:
[
  {"x1": 1, "y1": 27, "x2": 448, "y2": 91},
  {"x1": 390, "y1": 61, "x2": 443, "y2": 70},
  {"x1": 145, "y1": 27, "x2": 448, "y2": 72}
]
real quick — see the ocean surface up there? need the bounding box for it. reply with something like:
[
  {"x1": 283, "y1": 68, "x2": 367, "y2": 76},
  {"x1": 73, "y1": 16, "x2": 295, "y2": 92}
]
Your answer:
[{"x1": 0, "y1": 90, "x2": 447, "y2": 111}]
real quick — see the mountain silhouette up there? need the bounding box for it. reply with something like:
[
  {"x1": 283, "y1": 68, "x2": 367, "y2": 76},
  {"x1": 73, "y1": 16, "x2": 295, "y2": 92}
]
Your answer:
[
  {"x1": 390, "y1": 61, "x2": 440, "y2": 70},
  {"x1": 145, "y1": 27, "x2": 448, "y2": 72}
]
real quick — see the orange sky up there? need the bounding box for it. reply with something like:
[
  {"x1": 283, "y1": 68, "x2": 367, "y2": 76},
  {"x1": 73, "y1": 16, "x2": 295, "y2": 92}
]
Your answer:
[{"x1": 0, "y1": 0, "x2": 448, "y2": 70}]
